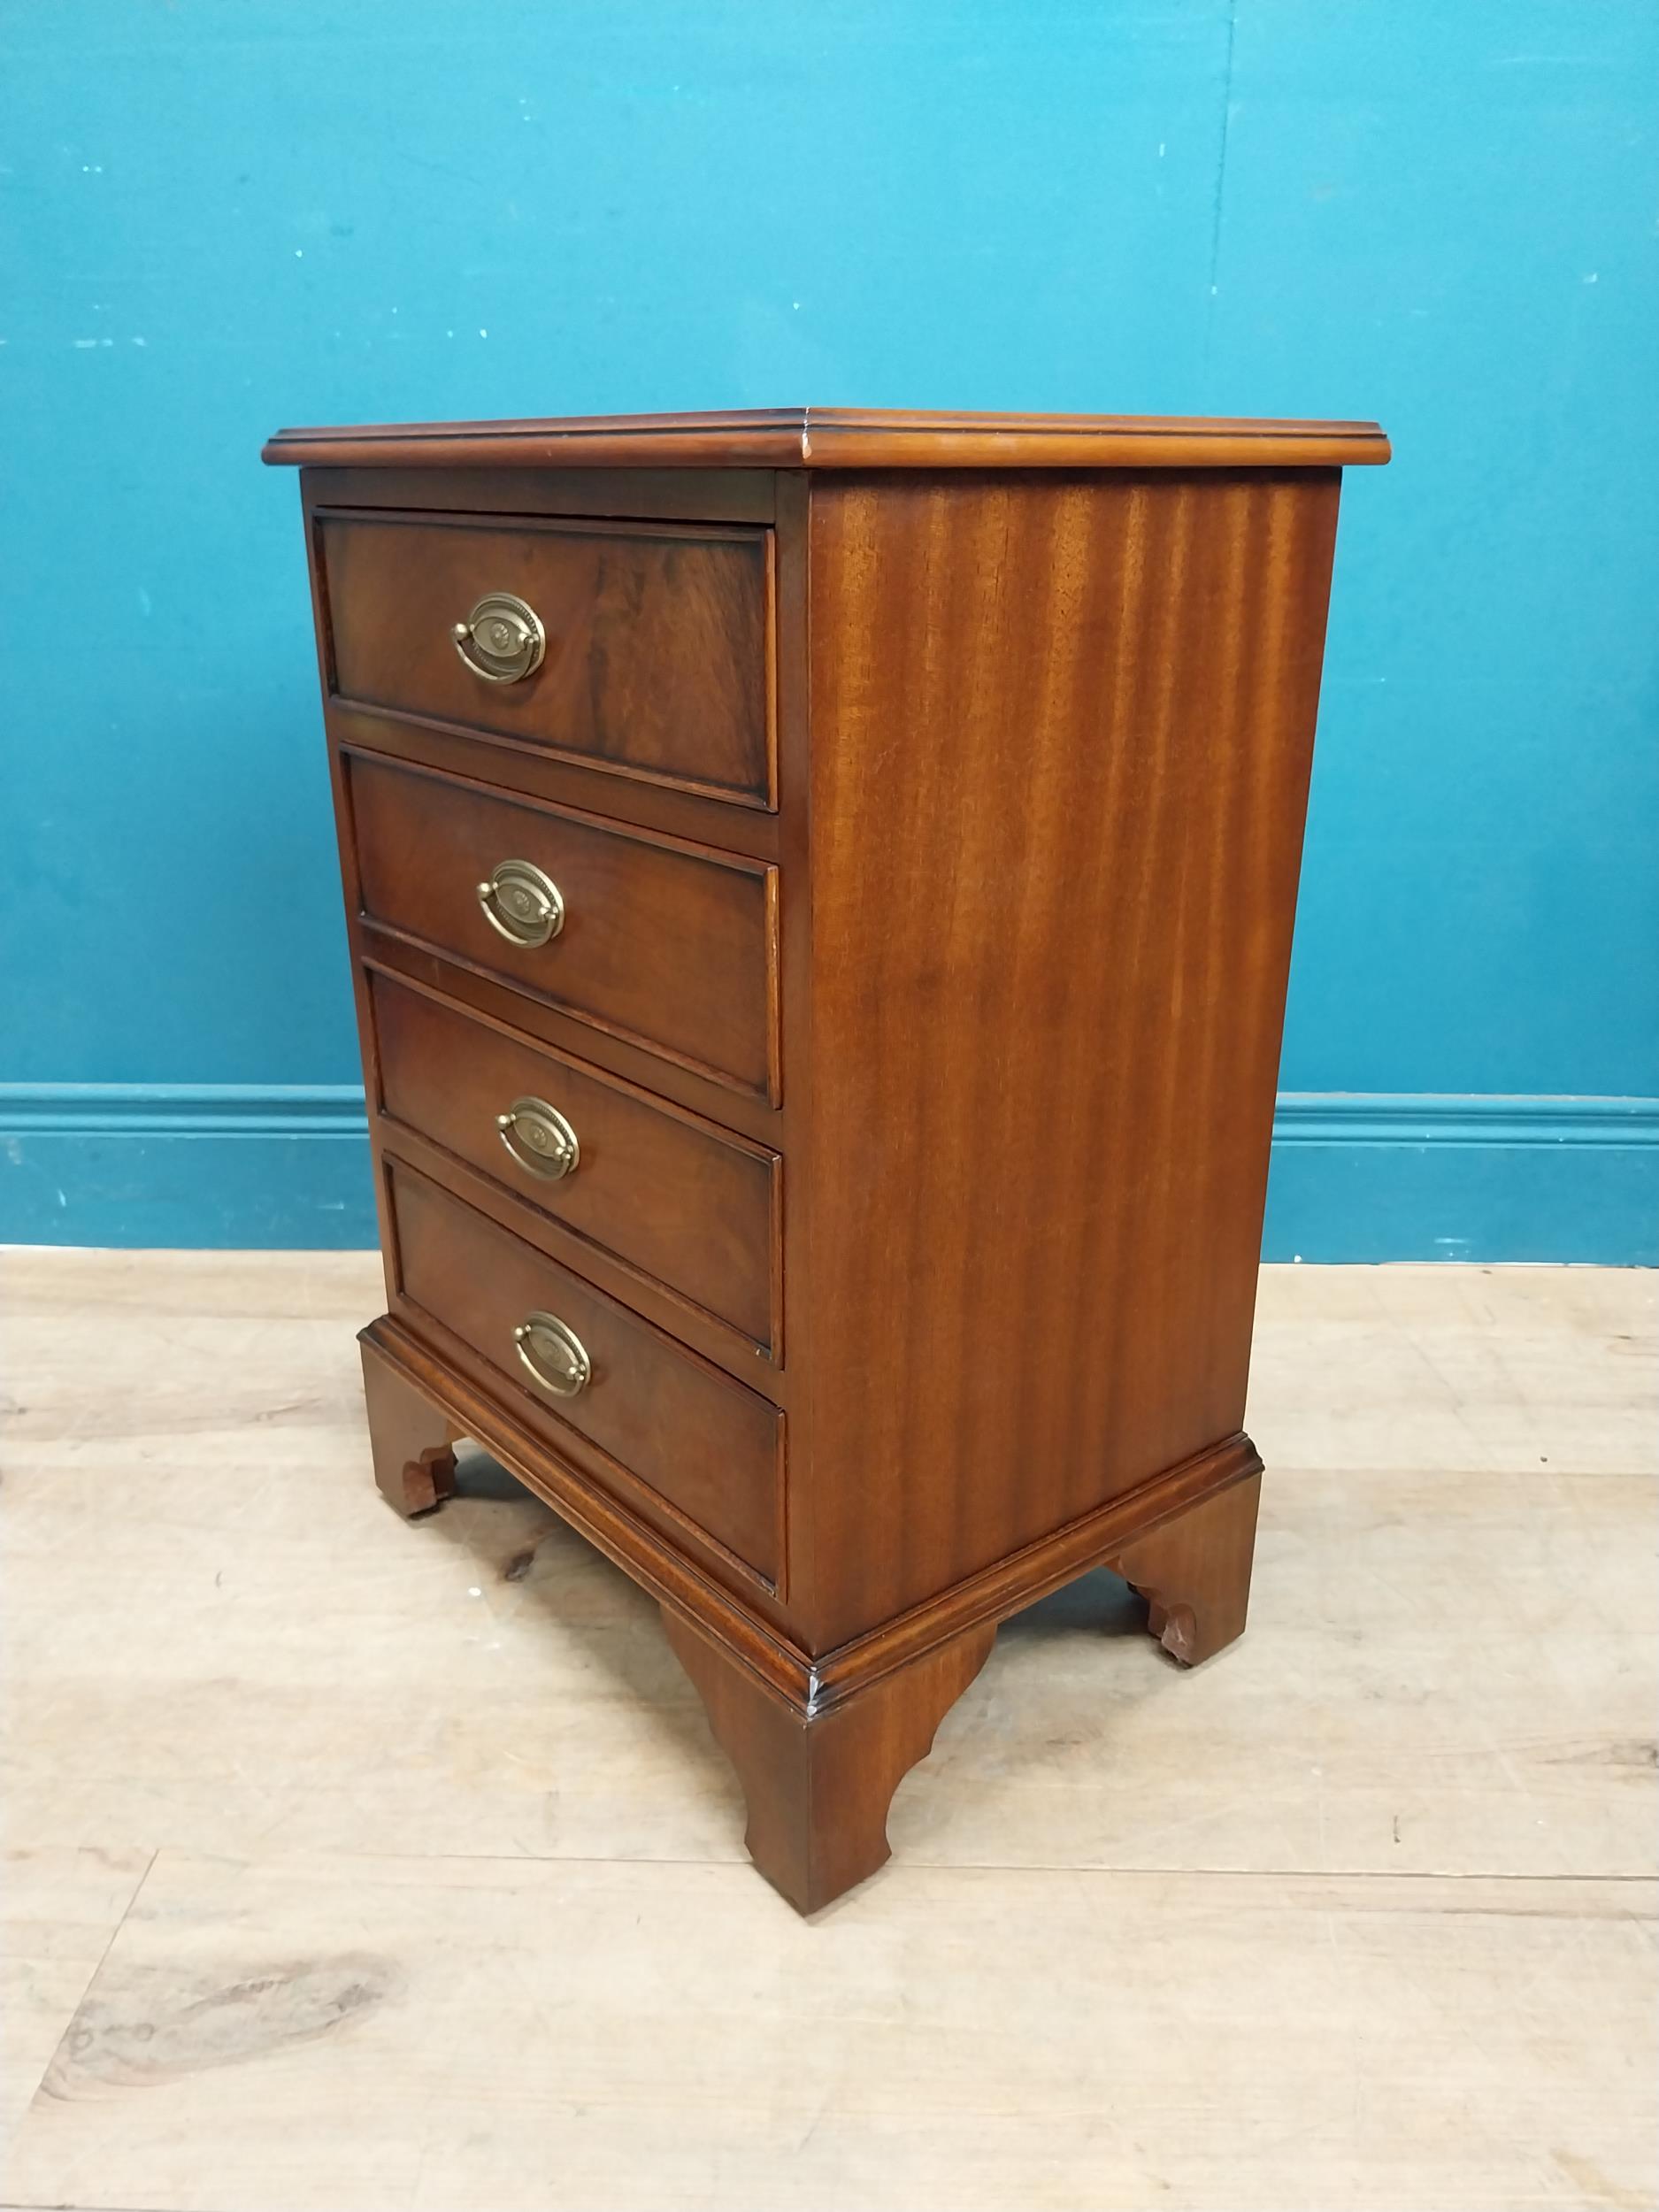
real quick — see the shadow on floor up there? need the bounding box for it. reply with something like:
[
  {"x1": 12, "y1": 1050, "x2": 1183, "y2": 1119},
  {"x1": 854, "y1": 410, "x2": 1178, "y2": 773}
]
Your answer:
[
  {"x1": 370, "y1": 1441, "x2": 1170, "y2": 1882},
  {"x1": 433, "y1": 1442, "x2": 1153, "y2": 1657}
]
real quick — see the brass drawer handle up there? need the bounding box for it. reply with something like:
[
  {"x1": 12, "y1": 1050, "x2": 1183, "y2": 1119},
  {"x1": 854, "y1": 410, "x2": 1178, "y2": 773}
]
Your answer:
[
  {"x1": 452, "y1": 591, "x2": 545, "y2": 684},
  {"x1": 513, "y1": 1310, "x2": 591, "y2": 1399},
  {"x1": 476, "y1": 857, "x2": 564, "y2": 948},
  {"x1": 496, "y1": 1096, "x2": 579, "y2": 1181}
]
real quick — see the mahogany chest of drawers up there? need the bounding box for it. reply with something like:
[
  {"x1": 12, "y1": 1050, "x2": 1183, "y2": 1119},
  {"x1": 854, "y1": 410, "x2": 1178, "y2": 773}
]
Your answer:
[{"x1": 265, "y1": 407, "x2": 1388, "y2": 1913}]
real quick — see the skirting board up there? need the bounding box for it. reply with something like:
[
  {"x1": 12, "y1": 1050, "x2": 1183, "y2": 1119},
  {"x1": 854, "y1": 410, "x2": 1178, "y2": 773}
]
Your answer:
[
  {"x1": 1263, "y1": 1094, "x2": 1657, "y2": 1265},
  {"x1": 1, "y1": 1086, "x2": 1655, "y2": 1263}
]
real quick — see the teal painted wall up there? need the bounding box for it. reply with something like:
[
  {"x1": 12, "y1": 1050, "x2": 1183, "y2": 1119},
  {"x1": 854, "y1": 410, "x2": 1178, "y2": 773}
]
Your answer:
[{"x1": 4, "y1": 1, "x2": 1655, "y2": 1256}]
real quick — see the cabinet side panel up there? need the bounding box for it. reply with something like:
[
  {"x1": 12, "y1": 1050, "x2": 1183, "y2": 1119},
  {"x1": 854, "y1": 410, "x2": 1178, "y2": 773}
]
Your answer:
[{"x1": 802, "y1": 469, "x2": 1342, "y2": 1647}]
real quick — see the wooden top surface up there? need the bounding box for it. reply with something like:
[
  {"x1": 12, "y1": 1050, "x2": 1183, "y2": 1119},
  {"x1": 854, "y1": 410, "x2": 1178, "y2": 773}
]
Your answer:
[{"x1": 263, "y1": 406, "x2": 1390, "y2": 472}]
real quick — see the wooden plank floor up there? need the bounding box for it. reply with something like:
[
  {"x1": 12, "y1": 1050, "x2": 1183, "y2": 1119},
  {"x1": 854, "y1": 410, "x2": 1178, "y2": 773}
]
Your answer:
[{"x1": 2, "y1": 1251, "x2": 1654, "y2": 2212}]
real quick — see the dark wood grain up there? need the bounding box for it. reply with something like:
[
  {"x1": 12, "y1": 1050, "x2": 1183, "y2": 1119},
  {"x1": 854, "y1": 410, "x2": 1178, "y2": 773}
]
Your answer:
[
  {"x1": 273, "y1": 415, "x2": 1385, "y2": 1913},
  {"x1": 810, "y1": 1432, "x2": 1262, "y2": 1705},
  {"x1": 388, "y1": 1161, "x2": 785, "y2": 1585},
  {"x1": 303, "y1": 464, "x2": 777, "y2": 523},
  {"x1": 323, "y1": 700, "x2": 783, "y2": 865},
  {"x1": 266, "y1": 406, "x2": 1391, "y2": 472},
  {"x1": 1106, "y1": 1469, "x2": 1263, "y2": 1666},
  {"x1": 319, "y1": 510, "x2": 775, "y2": 806},
  {"x1": 370, "y1": 968, "x2": 780, "y2": 1352},
  {"x1": 360, "y1": 927, "x2": 786, "y2": 1148},
  {"x1": 359, "y1": 1334, "x2": 459, "y2": 1517},
  {"x1": 353, "y1": 1324, "x2": 1257, "y2": 1711},
  {"x1": 346, "y1": 748, "x2": 780, "y2": 1101},
  {"x1": 662, "y1": 1609, "x2": 997, "y2": 1915},
  {"x1": 793, "y1": 467, "x2": 1340, "y2": 1648}
]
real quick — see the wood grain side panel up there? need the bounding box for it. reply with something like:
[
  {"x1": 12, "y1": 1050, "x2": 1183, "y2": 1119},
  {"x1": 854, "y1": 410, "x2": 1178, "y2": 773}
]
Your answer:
[{"x1": 800, "y1": 470, "x2": 1342, "y2": 1646}]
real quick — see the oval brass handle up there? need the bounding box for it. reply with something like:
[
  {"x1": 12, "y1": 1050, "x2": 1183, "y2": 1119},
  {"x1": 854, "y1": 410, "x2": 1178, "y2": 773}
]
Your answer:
[
  {"x1": 496, "y1": 1096, "x2": 579, "y2": 1182},
  {"x1": 452, "y1": 591, "x2": 545, "y2": 684},
  {"x1": 476, "y1": 858, "x2": 564, "y2": 948},
  {"x1": 513, "y1": 1310, "x2": 591, "y2": 1399}
]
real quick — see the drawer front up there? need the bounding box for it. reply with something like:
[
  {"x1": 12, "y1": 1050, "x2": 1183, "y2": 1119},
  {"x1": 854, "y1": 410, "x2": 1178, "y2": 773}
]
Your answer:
[
  {"x1": 371, "y1": 972, "x2": 779, "y2": 1352},
  {"x1": 390, "y1": 1162, "x2": 783, "y2": 1583},
  {"x1": 319, "y1": 511, "x2": 774, "y2": 806},
  {"x1": 349, "y1": 752, "x2": 778, "y2": 1100}
]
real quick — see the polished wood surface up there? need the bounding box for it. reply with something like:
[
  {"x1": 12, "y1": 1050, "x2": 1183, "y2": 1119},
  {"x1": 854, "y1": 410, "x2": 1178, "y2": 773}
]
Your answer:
[
  {"x1": 388, "y1": 1162, "x2": 785, "y2": 1584},
  {"x1": 270, "y1": 412, "x2": 1386, "y2": 1909},
  {"x1": 1105, "y1": 1468, "x2": 1262, "y2": 1665},
  {"x1": 347, "y1": 749, "x2": 780, "y2": 1100},
  {"x1": 4, "y1": 1252, "x2": 1653, "y2": 2209},
  {"x1": 358, "y1": 1308, "x2": 801, "y2": 1653},
  {"x1": 319, "y1": 509, "x2": 775, "y2": 806},
  {"x1": 798, "y1": 468, "x2": 1340, "y2": 1647},
  {"x1": 266, "y1": 404, "x2": 1392, "y2": 472},
  {"x1": 371, "y1": 969, "x2": 780, "y2": 1352},
  {"x1": 809, "y1": 1433, "x2": 1263, "y2": 1709},
  {"x1": 308, "y1": 464, "x2": 778, "y2": 524},
  {"x1": 662, "y1": 1610, "x2": 998, "y2": 1916},
  {"x1": 327, "y1": 695, "x2": 784, "y2": 867},
  {"x1": 359, "y1": 1331, "x2": 459, "y2": 1517}
]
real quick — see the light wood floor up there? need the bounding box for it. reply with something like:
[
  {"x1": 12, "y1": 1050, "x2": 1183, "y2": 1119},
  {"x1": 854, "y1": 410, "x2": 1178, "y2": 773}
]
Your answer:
[{"x1": 2, "y1": 1252, "x2": 1655, "y2": 2212}]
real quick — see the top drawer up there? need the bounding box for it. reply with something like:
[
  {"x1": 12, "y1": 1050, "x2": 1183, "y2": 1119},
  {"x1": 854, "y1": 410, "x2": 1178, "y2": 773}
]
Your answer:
[{"x1": 316, "y1": 510, "x2": 776, "y2": 808}]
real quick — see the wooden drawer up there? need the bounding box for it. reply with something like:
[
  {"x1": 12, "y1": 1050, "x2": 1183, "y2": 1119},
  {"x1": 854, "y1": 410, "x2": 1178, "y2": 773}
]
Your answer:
[
  {"x1": 319, "y1": 509, "x2": 774, "y2": 807},
  {"x1": 370, "y1": 971, "x2": 780, "y2": 1354},
  {"x1": 348, "y1": 751, "x2": 779, "y2": 1101},
  {"x1": 389, "y1": 1161, "x2": 783, "y2": 1585}
]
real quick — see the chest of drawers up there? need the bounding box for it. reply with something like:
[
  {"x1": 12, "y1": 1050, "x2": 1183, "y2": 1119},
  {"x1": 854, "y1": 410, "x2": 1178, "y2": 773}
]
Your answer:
[{"x1": 266, "y1": 407, "x2": 1388, "y2": 1913}]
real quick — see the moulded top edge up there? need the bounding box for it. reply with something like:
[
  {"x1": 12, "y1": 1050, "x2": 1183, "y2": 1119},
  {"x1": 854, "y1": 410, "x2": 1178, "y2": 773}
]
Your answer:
[{"x1": 262, "y1": 405, "x2": 1391, "y2": 472}]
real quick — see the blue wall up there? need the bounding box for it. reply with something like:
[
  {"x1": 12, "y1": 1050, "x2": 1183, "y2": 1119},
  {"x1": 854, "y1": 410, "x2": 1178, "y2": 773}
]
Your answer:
[{"x1": 4, "y1": 1, "x2": 1655, "y2": 1257}]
